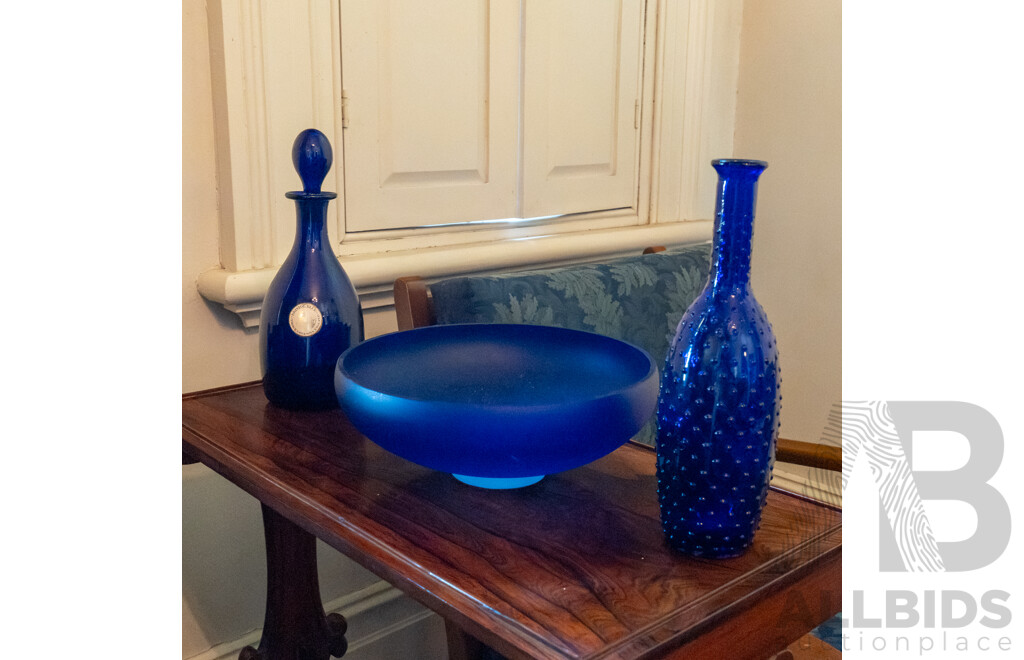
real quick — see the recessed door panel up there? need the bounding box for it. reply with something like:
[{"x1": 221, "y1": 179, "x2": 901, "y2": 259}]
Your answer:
[
  {"x1": 342, "y1": 0, "x2": 519, "y2": 231},
  {"x1": 522, "y1": 0, "x2": 644, "y2": 218}
]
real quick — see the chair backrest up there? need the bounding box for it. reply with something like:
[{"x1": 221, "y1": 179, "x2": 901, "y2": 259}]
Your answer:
[{"x1": 405, "y1": 243, "x2": 714, "y2": 446}]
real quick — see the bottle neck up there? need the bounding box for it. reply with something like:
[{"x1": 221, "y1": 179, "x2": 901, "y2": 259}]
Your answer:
[
  {"x1": 709, "y1": 160, "x2": 765, "y2": 291},
  {"x1": 295, "y1": 199, "x2": 330, "y2": 251},
  {"x1": 286, "y1": 191, "x2": 336, "y2": 253}
]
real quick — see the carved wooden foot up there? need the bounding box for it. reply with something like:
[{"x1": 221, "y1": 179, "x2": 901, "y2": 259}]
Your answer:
[{"x1": 239, "y1": 504, "x2": 348, "y2": 659}]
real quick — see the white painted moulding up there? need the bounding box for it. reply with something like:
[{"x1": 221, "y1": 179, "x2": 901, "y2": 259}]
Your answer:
[{"x1": 198, "y1": 221, "x2": 714, "y2": 327}]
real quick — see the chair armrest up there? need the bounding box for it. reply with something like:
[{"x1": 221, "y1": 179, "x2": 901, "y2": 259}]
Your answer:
[{"x1": 776, "y1": 439, "x2": 841, "y2": 472}]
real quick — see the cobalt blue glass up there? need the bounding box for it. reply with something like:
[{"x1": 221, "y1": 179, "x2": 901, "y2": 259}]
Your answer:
[
  {"x1": 656, "y1": 159, "x2": 780, "y2": 558},
  {"x1": 259, "y1": 129, "x2": 364, "y2": 409},
  {"x1": 334, "y1": 323, "x2": 659, "y2": 489}
]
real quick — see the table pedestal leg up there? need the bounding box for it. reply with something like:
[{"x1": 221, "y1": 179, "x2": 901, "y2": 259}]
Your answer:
[
  {"x1": 239, "y1": 504, "x2": 348, "y2": 660},
  {"x1": 444, "y1": 622, "x2": 506, "y2": 660}
]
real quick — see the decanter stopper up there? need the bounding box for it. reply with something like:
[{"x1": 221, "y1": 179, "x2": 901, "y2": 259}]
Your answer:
[{"x1": 292, "y1": 128, "x2": 333, "y2": 194}]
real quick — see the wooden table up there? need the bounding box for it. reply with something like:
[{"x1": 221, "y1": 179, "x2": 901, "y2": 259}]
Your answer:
[{"x1": 183, "y1": 383, "x2": 841, "y2": 660}]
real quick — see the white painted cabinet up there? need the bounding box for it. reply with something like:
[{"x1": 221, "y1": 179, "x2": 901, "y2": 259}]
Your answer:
[
  {"x1": 198, "y1": 0, "x2": 743, "y2": 328},
  {"x1": 340, "y1": 0, "x2": 645, "y2": 231}
]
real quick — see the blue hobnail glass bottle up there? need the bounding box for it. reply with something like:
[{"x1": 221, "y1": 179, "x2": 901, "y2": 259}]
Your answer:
[
  {"x1": 656, "y1": 159, "x2": 780, "y2": 558},
  {"x1": 259, "y1": 129, "x2": 364, "y2": 409}
]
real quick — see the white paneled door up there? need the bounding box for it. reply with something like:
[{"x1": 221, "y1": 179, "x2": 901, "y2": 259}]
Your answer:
[
  {"x1": 340, "y1": 0, "x2": 645, "y2": 232},
  {"x1": 521, "y1": 0, "x2": 644, "y2": 219},
  {"x1": 341, "y1": 0, "x2": 521, "y2": 232}
]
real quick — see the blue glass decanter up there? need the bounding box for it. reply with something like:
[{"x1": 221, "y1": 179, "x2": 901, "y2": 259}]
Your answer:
[
  {"x1": 259, "y1": 129, "x2": 364, "y2": 409},
  {"x1": 656, "y1": 159, "x2": 780, "y2": 558}
]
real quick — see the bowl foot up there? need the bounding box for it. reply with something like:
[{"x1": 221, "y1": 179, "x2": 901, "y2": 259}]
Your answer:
[{"x1": 452, "y1": 474, "x2": 544, "y2": 489}]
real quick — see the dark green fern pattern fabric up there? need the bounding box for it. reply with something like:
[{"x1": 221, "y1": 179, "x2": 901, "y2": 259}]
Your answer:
[{"x1": 429, "y1": 243, "x2": 713, "y2": 446}]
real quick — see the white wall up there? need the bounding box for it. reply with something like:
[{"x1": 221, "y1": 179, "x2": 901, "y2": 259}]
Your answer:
[
  {"x1": 182, "y1": 0, "x2": 261, "y2": 396},
  {"x1": 182, "y1": 0, "x2": 841, "y2": 656},
  {"x1": 733, "y1": 0, "x2": 842, "y2": 446}
]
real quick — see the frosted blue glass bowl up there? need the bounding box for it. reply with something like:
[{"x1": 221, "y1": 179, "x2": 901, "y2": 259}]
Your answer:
[{"x1": 334, "y1": 323, "x2": 658, "y2": 488}]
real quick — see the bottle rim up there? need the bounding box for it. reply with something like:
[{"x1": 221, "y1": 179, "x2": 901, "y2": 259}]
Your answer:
[{"x1": 711, "y1": 158, "x2": 768, "y2": 169}]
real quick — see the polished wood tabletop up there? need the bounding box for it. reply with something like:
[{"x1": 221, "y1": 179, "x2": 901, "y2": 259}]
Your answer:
[{"x1": 183, "y1": 382, "x2": 841, "y2": 660}]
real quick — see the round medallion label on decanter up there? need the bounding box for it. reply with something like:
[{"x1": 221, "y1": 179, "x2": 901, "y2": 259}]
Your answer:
[{"x1": 288, "y1": 303, "x2": 323, "y2": 337}]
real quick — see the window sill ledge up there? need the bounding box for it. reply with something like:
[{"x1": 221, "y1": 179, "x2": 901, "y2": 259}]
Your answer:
[{"x1": 197, "y1": 220, "x2": 712, "y2": 328}]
